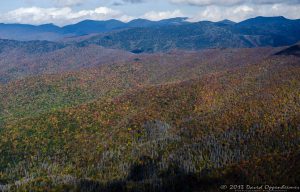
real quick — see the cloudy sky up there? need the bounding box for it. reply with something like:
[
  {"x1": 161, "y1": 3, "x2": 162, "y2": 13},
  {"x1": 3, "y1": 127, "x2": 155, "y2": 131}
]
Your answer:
[{"x1": 0, "y1": 0, "x2": 300, "y2": 26}]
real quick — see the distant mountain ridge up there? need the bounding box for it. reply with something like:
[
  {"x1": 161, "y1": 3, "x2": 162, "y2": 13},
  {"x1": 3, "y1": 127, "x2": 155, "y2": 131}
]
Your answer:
[
  {"x1": 78, "y1": 16, "x2": 300, "y2": 53},
  {"x1": 1, "y1": 16, "x2": 300, "y2": 52},
  {"x1": 0, "y1": 17, "x2": 190, "y2": 41}
]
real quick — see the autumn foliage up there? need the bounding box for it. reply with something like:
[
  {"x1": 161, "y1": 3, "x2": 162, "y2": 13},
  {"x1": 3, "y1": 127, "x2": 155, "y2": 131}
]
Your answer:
[{"x1": 0, "y1": 46, "x2": 299, "y2": 191}]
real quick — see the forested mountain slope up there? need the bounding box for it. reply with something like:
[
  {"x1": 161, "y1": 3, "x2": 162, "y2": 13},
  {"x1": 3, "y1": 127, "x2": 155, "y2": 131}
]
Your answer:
[
  {"x1": 0, "y1": 47, "x2": 277, "y2": 121},
  {"x1": 0, "y1": 46, "x2": 299, "y2": 191},
  {"x1": 0, "y1": 41, "x2": 132, "y2": 83}
]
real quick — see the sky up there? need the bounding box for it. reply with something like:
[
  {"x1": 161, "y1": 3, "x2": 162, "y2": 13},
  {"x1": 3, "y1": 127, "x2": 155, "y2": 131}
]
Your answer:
[{"x1": 0, "y1": 0, "x2": 300, "y2": 26}]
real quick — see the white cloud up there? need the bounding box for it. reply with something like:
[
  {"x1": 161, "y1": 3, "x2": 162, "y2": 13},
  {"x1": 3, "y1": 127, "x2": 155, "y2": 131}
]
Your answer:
[
  {"x1": 171, "y1": 0, "x2": 243, "y2": 6},
  {"x1": 170, "y1": 0, "x2": 300, "y2": 6},
  {"x1": 189, "y1": 3, "x2": 300, "y2": 22},
  {"x1": 1, "y1": 1, "x2": 300, "y2": 26},
  {"x1": 142, "y1": 10, "x2": 184, "y2": 21},
  {"x1": 53, "y1": 0, "x2": 86, "y2": 6},
  {"x1": 0, "y1": 6, "x2": 133, "y2": 26}
]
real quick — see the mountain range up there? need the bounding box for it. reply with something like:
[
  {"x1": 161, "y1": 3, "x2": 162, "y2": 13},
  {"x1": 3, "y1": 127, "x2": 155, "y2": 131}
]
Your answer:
[
  {"x1": 1, "y1": 16, "x2": 300, "y2": 53},
  {"x1": 0, "y1": 17, "x2": 189, "y2": 41},
  {"x1": 0, "y1": 16, "x2": 299, "y2": 191}
]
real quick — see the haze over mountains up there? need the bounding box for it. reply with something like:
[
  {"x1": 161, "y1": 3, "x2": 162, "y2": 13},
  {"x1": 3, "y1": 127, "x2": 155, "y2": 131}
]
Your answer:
[
  {"x1": 0, "y1": 16, "x2": 300, "y2": 52},
  {"x1": 0, "y1": 17, "x2": 190, "y2": 41}
]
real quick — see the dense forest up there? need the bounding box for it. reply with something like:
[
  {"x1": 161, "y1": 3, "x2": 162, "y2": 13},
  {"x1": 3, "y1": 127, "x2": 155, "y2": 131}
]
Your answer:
[
  {"x1": 0, "y1": 43, "x2": 299, "y2": 191},
  {"x1": 0, "y1": 16, "x2": 300, "y2": 192}
]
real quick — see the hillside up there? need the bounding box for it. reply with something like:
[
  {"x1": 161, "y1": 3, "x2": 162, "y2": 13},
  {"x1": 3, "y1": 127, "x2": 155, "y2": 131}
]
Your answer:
[
  {"x1": 0, "y1": 47, "x2": 277, "y2": 121},
  {"x1": 0, "y1": 46, "x2": 299, "y2": 191},
  {"x1": 275, "y1": 44, "x2": 300, "y2": 57},
  {"x1": 0, "y1": 41, "x2": 132, "y2": 83},
  {"x1": 0, "y1": 39, "x2": 65, "y2": 54}
]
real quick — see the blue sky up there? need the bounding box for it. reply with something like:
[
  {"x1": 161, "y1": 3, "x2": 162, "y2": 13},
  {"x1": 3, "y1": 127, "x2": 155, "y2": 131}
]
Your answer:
[{"x1": 0, "y1": 0, "x2": 300, "y2": 26}]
